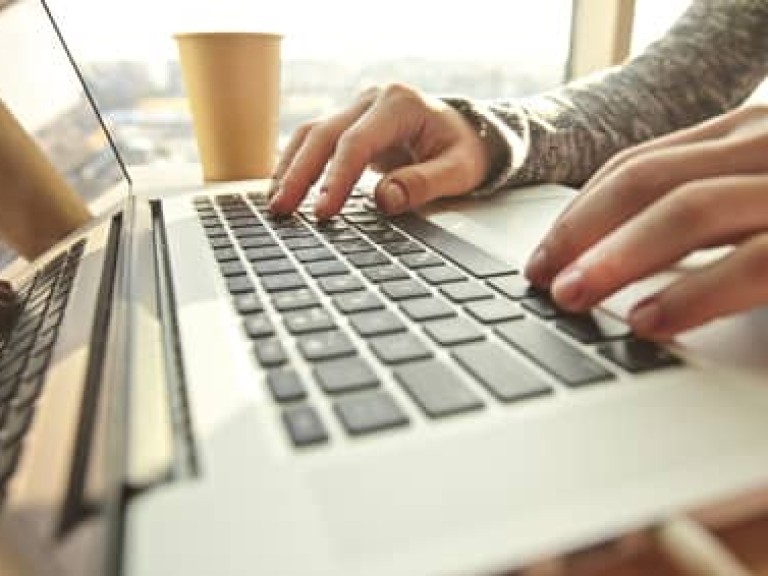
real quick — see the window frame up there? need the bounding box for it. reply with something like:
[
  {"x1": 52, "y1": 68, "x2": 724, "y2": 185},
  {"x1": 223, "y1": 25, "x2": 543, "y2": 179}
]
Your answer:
[{"x1": 565, "y1": 0, "x2": 636, "y2": 80}]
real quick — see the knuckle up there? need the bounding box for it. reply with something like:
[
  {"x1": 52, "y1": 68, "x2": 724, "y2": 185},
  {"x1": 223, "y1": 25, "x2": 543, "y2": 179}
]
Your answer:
[
  {"x1": 739, "y1": 235, "x2": 768, "y2": 284},
  {"x1": 614, "y1": 156, "x2": 651, "y2": 187},
  {"x1": 402, "y1": 167, "x2": 429, "y2": 198},
  {"x1": 666, "y1": 183, "x2": 715, "y2": 231},
  {"x1": 336, "y1": 128, "x2": 371, "y2": 159},
  {"x1": 381, "y1": 82, "x2": 420, "y2": 106}
]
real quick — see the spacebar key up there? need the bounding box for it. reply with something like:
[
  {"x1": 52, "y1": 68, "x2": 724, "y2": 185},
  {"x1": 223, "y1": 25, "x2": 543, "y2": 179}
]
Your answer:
[{"x1": 391, "y1": 213, "x2": 516, "y2": 278}]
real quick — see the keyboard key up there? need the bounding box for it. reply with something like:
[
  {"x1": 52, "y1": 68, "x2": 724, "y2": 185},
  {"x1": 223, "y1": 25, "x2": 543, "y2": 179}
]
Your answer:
[
  {"x1": 254, "y1": 339, "x2": 287, "y2": 367},
  {"x1": 226, "y1": 276, "x2": 253, "y2": 295},
  {"x1": 284, "y1": 308, "x2": 336, "y2": 334},
  {"x1": 423, "y1": 317, "x2": 485, "y2": 346},
  {"x1": 284, "y1": 236, "x2": 321, "y2": 250},
  {"x1": 245, "y1": 246, "x2": 285, "y2": 261},
  {"x1": 379, "y1": 279, "x2": 430, "y2": 301},
  {"x1": 333, "y1": 292, "x2": 384, "y2": 314},
  {"x1": 464, "y1": 299, "x2": 524, "y2": 324},
  {"x1": 292, "y1": 247, "x2": 335, "y2": 263},
  {"x1": 384, "y1": 241, "x2": 424, "y2": 256},
  {"x1": 343, "y1": 212, "x2": 382, "y2": 224},
  {"x1": 318, "y1": 275, "x2": 364, "y2": 294},
  {"x1": 598, "y1": 338, "x2": 680, "y2": 373},
  {"x1": 272, "y1": 288, "x2": 320, "y2": 311},
  {"x1": 395, "y1": 360, "x2": 483, "y2": 418},
  {"x1": 418, "y1": 266, "x2": 466, "y2": 285},
  {"x1": 244, "y1": 314, "x2": 275, "y2": 338},
  {"x1": 213, "y1": 247, "x2": 239, "y2": 262},
  {"x1": 495, "y1": 321, "x2": 614, "y2": 387},
  {"x1": 209, "y1": 237, "x2": 233, "y2": 250},
  {"x1": 260, "y1": 273, "x2": 306, "y2": 293},
  {"x1": 283, "y1": 405, "x2": 328, "y2": 446},
  {"x1": 349, "y1": 310, "x2": 406, "y2": 337},
  {"x1": 391, "y1": 213, "x2": 516, "y2": 277},
  {"x1": 305, "y1": 260, "x2": 349, "y2": 278},
  {"x1": 346, "y1": 251, "x2": 390, "y2": 268},
  {"x1": 453, "y1": 342, "x2": 552, "y2": 402},
  {"x1": 369, "y1": 333, "x2": 432, "y2": 364},
  {"x1": 218, "y1": 261, "x2": 247, "y2": 277},
  {"x1": 487, "y1": 275, "x2": 535, "y2": 300},
  {"x1": 362, "y1": 265, "x2": 409, "y2": 284},
  {"x1": 366, "y1": 229, "x2": 407, "y2": 244},
  {"x1": 334, "y1": 240, "x2": 372, "y2": 255},
  {"x1": 267, "y1": 369, "x2": 306, "y2": 402},
  {"x1": 522, "y1": 294, "x2": 563, "y2": 319},
  {"x1": 251, "y1": 258, "x2": 296, "y2": 276},
  {"x1": 399, "y1": 252, "x2": 444, "y2": 269},
  {"x1": 298, "y1": 331, "x2": 356, "y2": 362},
  {"x1": 315, "y1": 357, "x2": 380, "y2": 394},
  {"x1": 322, "y1": 230, "x2": 359, "y2": 243},
  {"x1": 556, "y1": 312, "x2": 629, "y2": 344},
  {"x1": 440, "y1": 281, "x2": 494, "y2": 303},
  {"x1": 399, "y1": 298, "x2": 456, "y2": 322},
  {"x1": 275, "y1": 228, "x2": 313, "y2": 240},
  {"x1": 334, "y1": 392, "x2": 408, "y2": 435},
  {"x1": 238, "y1": 236, "x2": 275, "y2": 249}
]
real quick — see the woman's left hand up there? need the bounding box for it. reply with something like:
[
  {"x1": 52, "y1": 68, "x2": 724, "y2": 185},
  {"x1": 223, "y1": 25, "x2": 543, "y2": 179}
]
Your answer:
[{"x1": 525, "y1": 104, "x2": 768, "y2": 340}]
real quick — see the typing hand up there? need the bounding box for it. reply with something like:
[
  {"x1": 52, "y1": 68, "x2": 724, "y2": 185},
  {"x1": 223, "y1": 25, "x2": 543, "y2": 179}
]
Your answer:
[
  {"x1": 269, "y1": 84, "x2": 490, "y2": 220},
  {"x1": 525, "y1": 105, "x2": 768, "y2": 339}
]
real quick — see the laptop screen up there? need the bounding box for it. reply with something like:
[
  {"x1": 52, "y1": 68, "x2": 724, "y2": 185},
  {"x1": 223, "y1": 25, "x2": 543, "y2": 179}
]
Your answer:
[{"x1": 0, "y1": 0, "x2": 129, "y2": 265}]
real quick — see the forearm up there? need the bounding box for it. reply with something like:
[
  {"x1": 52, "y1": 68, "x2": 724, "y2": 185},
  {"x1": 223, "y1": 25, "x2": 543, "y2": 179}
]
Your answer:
[{"x1": 456, "y1": 0, "x2": 768, "y2": 190}]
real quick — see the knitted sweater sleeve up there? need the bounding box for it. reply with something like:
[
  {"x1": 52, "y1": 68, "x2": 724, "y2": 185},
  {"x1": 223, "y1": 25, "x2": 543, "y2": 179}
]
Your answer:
[{"x1": 449, "y1": 0, "x2": 768, "y2": 191}]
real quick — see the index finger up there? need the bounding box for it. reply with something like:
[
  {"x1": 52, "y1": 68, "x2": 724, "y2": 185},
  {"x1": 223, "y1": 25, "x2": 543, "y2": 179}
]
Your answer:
[
  {"x1": 270, "y1": 90, "x2": 378, "y2": 215},
  {"x1": 313, "y1": 87, "x2": 424, "y2": 219}
]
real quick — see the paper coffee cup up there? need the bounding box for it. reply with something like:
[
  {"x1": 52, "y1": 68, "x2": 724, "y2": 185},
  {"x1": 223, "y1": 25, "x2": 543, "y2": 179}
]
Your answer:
[
  {"x1": 175, "y1": 31, "x2": 282, "y2": 182},
  {"x1": 0, "y1": 99, "x2": 91, "y2": 261}
]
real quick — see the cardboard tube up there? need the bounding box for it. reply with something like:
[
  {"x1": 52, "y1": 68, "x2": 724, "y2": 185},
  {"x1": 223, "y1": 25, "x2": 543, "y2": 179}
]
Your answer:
[{"x1": 0, "y1": 99, "x2": 91, "y2": 261}]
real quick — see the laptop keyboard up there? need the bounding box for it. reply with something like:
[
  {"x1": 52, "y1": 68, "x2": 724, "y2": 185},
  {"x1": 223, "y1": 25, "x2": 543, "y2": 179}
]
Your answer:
[
  {"x1": 0, "y1": 240, "x2": 85, "y2": 493},
  {"x1": 193, "y1": 190, "x2": 680, "y2": 448}
]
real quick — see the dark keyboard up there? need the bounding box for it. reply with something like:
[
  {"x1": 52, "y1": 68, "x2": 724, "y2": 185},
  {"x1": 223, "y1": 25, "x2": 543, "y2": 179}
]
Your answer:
[
  {"x1": 0, "y1": 240, "x2": 85, "y2": 494},
  {"x1": 193, "y1": 190, "x2": 680, "y2": 449}
]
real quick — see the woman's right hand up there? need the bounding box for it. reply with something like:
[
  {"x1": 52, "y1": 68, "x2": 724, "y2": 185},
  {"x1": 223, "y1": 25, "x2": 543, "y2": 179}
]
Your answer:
[{"x1": 269, "y1": 84, "x2": 493, "y2": 220}]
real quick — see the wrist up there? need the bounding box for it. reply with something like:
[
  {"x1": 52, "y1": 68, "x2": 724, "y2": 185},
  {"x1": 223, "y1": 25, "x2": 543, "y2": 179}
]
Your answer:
[{"x1": 441, "y1": 97, "x2": 509, "y2": 188}]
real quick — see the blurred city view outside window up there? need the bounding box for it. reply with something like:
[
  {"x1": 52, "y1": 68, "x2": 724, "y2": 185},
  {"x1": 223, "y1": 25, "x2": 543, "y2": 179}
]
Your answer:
[{"x1": 46, "y1": 0, "x2": 573, "y2": 171}]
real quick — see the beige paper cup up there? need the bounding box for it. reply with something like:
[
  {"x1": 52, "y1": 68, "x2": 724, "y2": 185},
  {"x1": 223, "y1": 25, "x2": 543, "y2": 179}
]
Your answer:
[
  {"x1": 0, "y1": 99, "x2": 91, "y2": 261},
  {"x1": 175, "y1": 31, "x2": 282, "y2": 182}
]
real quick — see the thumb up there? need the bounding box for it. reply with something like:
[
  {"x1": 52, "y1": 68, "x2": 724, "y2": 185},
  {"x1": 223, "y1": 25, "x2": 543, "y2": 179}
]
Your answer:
[{"x1": 375, "y1": 152, "x2": 480, "y2": 215}]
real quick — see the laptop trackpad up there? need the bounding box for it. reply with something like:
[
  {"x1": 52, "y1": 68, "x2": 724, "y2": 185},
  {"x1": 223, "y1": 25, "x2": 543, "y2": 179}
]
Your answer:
[{"x1": 309, "y1": 376, "x2": 768, "y2": 573}]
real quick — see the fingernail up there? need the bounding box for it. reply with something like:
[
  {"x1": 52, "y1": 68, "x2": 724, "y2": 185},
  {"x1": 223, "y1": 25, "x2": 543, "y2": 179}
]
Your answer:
[
  {"x1": 377, "y1": 181, "x2": 408, "y2": 214},
  {"x1": 629, "y1": 297, "x2": 663, "y2": 336},
  {"x1": 266, "y1": 179, "x2": 280, "y2": 200},
  {"x1": 313, "y1": 187, "x2": 332, "y2": 220},
  {"x1": 267, "y1": 189, "x2": 282, "y2": 212},
  {"x1": 525, "y1": 246, "x2": 549, "y2": 285},
  {"x1": 551, "y1": 267, "x2": 585, "y2": 308}
]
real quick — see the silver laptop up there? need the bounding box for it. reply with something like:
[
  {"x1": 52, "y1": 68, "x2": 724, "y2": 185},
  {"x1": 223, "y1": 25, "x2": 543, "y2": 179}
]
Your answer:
[{"x1": 3, "y1": 1, "x2": 768, "y2": 575}]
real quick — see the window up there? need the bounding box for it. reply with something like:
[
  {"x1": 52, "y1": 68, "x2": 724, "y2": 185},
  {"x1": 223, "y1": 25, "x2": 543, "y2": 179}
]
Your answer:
[
  {"x1": 46, "y1": 0, "x2": 573, "y2": 169},
  {"x1": 630, "y1": 0, "x2": 689, "y2": 56}
]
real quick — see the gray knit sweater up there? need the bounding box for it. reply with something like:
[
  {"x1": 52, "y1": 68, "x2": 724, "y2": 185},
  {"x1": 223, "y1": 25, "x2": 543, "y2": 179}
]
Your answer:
[{"x1": 456, "y1": 0, "x2": 768, "y2": 191}]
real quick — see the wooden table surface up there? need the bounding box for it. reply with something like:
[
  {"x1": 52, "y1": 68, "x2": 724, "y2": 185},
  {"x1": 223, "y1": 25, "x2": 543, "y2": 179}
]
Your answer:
[{"x1": 553, "y1": 514, "x2": 768, "y2": 576}]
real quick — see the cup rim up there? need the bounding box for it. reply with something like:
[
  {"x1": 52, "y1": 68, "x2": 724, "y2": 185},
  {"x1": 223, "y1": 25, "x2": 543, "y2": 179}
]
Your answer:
[{"x1": 173, "y1": 31, "x2": 283, "y2": 41}]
